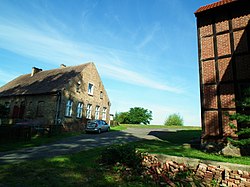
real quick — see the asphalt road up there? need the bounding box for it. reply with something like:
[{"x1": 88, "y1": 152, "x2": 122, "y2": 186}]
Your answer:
[{"x1": 0, "y1": 128, "x2": 176, "y2": 165}]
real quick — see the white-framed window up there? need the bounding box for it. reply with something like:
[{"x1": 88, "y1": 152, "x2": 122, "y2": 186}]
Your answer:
[
  {"x1": 65, "y1": 100, "x2": 73, "y2": 117},
  {"x1": 76, "y1": 102, "x2": 83, "y2": 118},
  {"x1": 95, "y1": 106, "x2": 100, "y2": 119},
  {"x1": 86, "y1": 104, "x2": 92, "y2": 119},
  {"x1": 102, "y1": 107, "x2": 107, "y2": 120},
  {"x1": 88, "y1": 83, "x2": 94, "y2": 95}
]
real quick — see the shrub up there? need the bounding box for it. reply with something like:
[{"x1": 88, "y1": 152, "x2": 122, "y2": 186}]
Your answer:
[
  {"x1": 164, "y1": 113, "x2": 183, "y2": 126},
  {"x1": 100, "y1": 144, "x2": 143, "y2": 173},
  {"x1": 226, "y1": 86, "x2": 250, "y2": 155}
]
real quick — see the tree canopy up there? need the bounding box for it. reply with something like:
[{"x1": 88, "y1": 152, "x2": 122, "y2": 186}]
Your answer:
[
  {"x1": 114, "y1": 107, "x2": 152, "y2": 125},
  {"x1": 164, "y1": 113, "x2": 183, "y2": 126}
]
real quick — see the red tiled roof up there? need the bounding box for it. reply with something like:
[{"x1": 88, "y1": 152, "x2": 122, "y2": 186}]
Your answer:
[{"x1": 195, "y1": 0, "x2": 237, "y2": 14}]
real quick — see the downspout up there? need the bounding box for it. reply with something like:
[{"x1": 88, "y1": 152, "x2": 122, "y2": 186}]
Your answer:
[{"x1": 54, "y1": 91, "x2": 62, "y2": 125}]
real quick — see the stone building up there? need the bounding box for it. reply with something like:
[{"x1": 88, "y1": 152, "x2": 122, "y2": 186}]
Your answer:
[
  {"x1": 0, "y1": 62, "x2": 111, "y2": 131},
  {"x1": 195, "y1": 0, "x2": 250, "y2": 144}
]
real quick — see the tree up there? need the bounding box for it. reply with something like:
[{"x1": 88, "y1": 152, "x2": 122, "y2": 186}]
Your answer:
[
  {"x1": 114, "y1": 112, "x2": 130, "y2": 124},
  {"x1": 115, "y1": 107, "x2": 153, "y2": 125},
  {"x1": 164, "y1": 113, "x2": 183, "y2": 126},
  {"x1": 127, "y1": 107, "x2": 152, "y2": 125}
]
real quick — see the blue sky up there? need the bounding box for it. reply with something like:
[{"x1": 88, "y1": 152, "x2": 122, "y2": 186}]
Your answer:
[{"x1": 0, "y1": 0, "x2": 217, "y2": 126}]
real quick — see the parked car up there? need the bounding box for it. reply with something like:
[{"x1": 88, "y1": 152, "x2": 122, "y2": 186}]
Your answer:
[{"x1": 85, "y1": 120, "x2": 110, "y2": 134}]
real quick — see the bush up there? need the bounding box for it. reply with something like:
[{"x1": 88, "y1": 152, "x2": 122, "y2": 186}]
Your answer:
[
  {"x1": 227, "y1": 86, "x2": 250, "y2": 155},
  {"x1": 164, "y1": 113, "x2": 183, "y2": 126},
  {"x1": 100, "y1": 144, "x2": 143, "y2": 174}
]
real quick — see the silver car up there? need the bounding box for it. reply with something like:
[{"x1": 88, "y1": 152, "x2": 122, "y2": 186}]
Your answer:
[{"x1": 85, "y1": 120, "x2": 110, "y2": 134}]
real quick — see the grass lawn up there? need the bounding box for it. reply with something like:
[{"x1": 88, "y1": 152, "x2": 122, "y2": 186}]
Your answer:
[
  {"x1": 0, "y1": 147, "x2": 151, "y2": 187},
  {"x1": 111, "y1": 124, "x2": 201, "y2": 131}
]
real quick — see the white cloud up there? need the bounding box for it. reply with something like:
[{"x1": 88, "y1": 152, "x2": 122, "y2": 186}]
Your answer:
[
  {"x1": 99, "y1": 63, "x2": 182, "y2": 93},
  {"x1": 136, "y1": 23, "x2": 161, "y2": 50},
  {"x1": 0, "y1": 17, "x2": 183, "y2": 94}
]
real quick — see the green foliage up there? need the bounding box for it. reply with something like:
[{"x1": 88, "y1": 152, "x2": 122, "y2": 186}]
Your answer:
[
  {"x1": 114, "y1": 111, "x2": 130, "y2": 124},
  {"x1": 227, "y1": 87, "x2": 250, "y2": 154},
  {"x1": 164, "y1": 113, "x2": 184, "y2": 126},
  {"x1": 115, "y1": 107, "x2": 153, "y2": 125},
  {"x1": 100, "y1": 143, "x2": 143, "y2": 174},
  {"x1": 127, "y1": 107, "x2": 152, "y2": 125}
]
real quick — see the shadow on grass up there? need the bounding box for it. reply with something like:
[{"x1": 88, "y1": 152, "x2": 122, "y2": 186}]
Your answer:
[{"x1": 148, "y1": 129, "x2": 202, "y2": 146}]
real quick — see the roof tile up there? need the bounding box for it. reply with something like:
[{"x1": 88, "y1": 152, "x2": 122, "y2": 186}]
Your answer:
[
  {"x1": 195, "y1": 0, "x2": 237, "y2": 14},
  {"x1": 0, "y1": 63, "x2": 91, "y2": 97}
]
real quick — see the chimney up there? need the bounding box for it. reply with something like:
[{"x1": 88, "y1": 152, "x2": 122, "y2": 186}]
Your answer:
[
  {"x1": 31, "y1": 67, "x2": 42, "y2": 76},
  {"x1": 60, "y1": 64, "x2": 66, "y2": 68}
]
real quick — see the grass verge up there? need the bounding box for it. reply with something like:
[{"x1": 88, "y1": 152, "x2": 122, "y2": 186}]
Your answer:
[
  {"x1": 131, "y1": 129, "x2": 250, "y2": 165},
  {"x1": 0, "y1": 132, "x2": 82, "y2": 152},
  {"x1": 0, "y1": 147, "x2": 150, "y2": 187},
  {"x1": 111, "y1": 124, "x2": 201, "y2": 130}
]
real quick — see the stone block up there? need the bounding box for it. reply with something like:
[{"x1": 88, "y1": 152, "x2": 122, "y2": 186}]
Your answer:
[{"x1": 221, "y1": 143, "x2": 241, "y2": 157}]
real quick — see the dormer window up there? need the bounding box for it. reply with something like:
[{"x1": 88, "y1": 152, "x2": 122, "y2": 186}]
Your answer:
[{"x1": 88, "y1": 83, "x2": 94, "y2": 95}]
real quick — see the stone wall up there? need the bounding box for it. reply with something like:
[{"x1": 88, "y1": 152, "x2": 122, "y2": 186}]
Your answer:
[
  {"x1": 0, "y1": 94, "x2": 57, "y2": 125},
  {"x1": 60, "y1": 63, "x2": 111, "y2": 131}
]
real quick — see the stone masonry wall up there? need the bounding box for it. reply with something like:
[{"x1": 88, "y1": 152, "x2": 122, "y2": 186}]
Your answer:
[
  {"x1": 61, "y1": 63, "x2": 111, "y2": 131},
  {"x1": 0, "y1": 94, "x2": 57, "y2": 125}
]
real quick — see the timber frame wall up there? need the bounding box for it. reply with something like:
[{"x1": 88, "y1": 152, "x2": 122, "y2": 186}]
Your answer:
[{"x1": 195, "y1": 0, "x2": 250, "y2": 143}]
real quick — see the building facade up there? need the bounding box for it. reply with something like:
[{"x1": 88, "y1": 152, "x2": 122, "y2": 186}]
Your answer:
[
  {"x1": 0, "y1": 63, "x2": 111, "y2": 131},
  {"x1": 195, "y1": 0, "x2": 250, "y2": 144}
]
